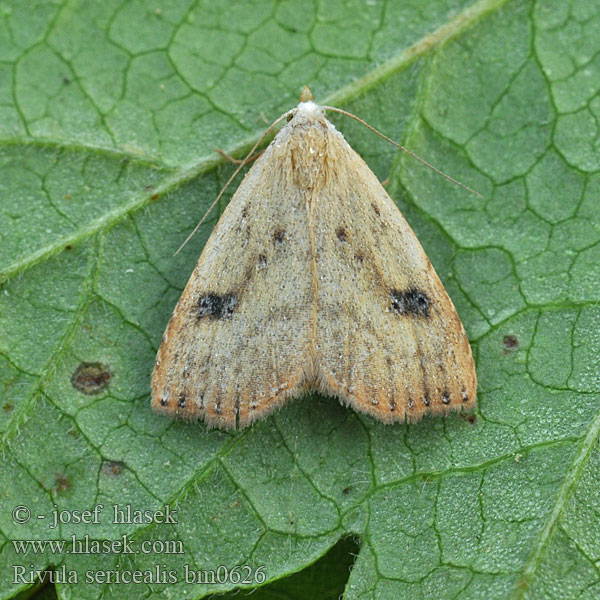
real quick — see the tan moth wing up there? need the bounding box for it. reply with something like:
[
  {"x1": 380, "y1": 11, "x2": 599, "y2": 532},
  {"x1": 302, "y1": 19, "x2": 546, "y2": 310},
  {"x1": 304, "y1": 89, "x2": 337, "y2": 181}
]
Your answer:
[
  {"x1": 310, "y1": 122, "x2": 477, "y2": 422},
  {"x1": 152, "y1": 99, "x2": 476, "y2": 428},
  {"x1": 151, "y1": 137, "x2": 316, "y2": 428}
]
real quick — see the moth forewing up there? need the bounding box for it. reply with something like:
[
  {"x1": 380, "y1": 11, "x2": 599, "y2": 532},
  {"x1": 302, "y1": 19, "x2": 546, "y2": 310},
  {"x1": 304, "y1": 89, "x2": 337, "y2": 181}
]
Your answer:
[{"x1": 151, "y1": 94, "x2": 477, "y2": 429}]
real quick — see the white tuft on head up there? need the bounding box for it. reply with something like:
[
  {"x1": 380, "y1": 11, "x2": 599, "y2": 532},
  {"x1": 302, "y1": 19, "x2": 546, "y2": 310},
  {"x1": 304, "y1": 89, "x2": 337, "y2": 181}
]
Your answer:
[{"x1": 295, "y1": 100, "x2": 323, "y2": 119}]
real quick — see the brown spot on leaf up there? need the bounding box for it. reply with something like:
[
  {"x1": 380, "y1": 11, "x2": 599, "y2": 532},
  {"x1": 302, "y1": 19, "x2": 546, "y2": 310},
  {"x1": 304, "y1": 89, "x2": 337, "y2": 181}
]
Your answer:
[
  {"x1": 503, "y1": 334, "x2": 519, "y2": 353},
  {"x1": 71, "y1": 363, "x2": 111, "y2": 395},
  {"x1": 3, "y1": 402, "x2": 14, "y2": 412},
  {"x1": 102, "y1": 461, "x2": 125, "y2": 476},
  {"x1": 55, "y1": 472, "x2": 71, "y2": 493}
]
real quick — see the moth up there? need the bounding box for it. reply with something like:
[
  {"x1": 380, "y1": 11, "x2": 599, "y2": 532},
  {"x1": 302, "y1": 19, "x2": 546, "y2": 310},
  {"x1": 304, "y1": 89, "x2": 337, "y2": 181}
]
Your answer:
[{"x1": 152, "y1": 88, "x2": 477, "y2": 429}]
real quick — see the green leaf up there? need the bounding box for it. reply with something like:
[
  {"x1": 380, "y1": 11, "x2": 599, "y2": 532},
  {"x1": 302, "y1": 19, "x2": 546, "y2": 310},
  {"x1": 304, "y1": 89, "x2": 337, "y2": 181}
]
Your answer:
[{"x1": 1, "y1": 0, "x2": 599, "y2": 598}]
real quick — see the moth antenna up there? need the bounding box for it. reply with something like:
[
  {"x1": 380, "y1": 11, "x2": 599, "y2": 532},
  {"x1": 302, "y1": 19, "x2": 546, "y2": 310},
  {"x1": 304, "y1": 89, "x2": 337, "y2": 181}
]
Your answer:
[
  {"x1": 174, "y1": 110, "x2": 293, "y2": 256},
  {"x1": 215, "y1": 148, "x2": 263, "y2": 165},
  {"x1": 321, "y1": 105, "x2": 482, "y2": 199}
]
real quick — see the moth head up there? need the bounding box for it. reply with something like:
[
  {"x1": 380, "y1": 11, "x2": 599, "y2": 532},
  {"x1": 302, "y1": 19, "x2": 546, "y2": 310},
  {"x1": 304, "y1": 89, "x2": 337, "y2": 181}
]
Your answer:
[{"x1": 287, "y1": 100, "x2": 326, "y2": 127}]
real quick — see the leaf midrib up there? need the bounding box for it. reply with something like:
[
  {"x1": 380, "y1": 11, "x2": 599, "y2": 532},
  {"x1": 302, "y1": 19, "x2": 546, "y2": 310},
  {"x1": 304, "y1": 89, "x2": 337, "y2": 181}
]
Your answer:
[{"x1": 511, "y1": 407, "x2": 600, "y2": 598}]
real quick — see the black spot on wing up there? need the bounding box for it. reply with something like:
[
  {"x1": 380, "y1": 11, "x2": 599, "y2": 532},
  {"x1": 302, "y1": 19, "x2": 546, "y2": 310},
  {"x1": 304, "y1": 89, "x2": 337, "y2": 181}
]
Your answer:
[
  {"x1": 389, "y1": 288, "x2": 431, "y2": 318},
  {"x1": 336, "y1": 226, "x2": 348, "y2": 242},
  {"x1": 197, "y1": 293, "x2": 237, "y2": 320}
]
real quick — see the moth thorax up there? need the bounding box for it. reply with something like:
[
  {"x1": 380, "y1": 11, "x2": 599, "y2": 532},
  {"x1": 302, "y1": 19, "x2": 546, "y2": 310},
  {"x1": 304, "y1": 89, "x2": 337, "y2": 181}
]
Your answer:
[{"x1": 288, "y1": 124, "x2": 332, "y2": 188}]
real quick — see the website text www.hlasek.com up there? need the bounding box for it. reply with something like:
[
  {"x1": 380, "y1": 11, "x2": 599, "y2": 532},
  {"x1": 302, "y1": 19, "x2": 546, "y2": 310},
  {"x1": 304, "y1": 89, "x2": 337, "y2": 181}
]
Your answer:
[{"x1": 10, "y1": 502, "x2": 266, "y2": 587}]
